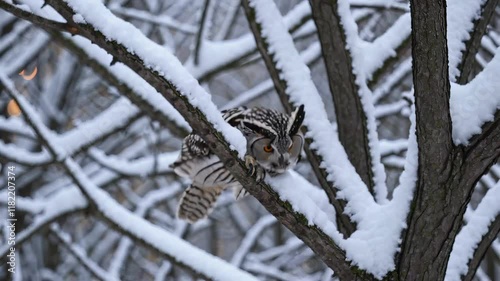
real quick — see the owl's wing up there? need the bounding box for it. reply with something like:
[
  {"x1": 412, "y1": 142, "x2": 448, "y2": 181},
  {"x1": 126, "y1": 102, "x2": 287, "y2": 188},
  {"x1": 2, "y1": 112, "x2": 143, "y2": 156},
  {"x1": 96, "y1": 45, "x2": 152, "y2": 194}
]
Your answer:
[
  {"x1": 172, "y1": 134, "x2": 230, "y2": 183},
  {"x1": 177, "y1": 184, "x2": 224, "y2": 223},
  {"x1": 171, "y1": 133, "x2": 213, "y2": 179},
  {"x1": 173, "y1": 133, "x2": 246, "y2": 223}
]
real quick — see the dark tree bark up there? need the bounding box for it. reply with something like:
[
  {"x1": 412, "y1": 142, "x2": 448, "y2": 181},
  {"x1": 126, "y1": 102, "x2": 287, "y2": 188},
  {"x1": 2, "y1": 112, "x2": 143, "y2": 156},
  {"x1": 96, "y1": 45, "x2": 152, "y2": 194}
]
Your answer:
[
  {"x1": 398, "y1": 0, "x2": 457, "y2": 279},
  {"x1": 397, "y1": 0, "x2": 500, "y2": 280}
]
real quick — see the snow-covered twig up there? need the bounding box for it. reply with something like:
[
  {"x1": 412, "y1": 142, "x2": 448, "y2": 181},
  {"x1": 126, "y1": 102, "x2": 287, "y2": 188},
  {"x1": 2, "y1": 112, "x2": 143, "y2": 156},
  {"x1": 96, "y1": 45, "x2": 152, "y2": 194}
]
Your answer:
[
  {"x1": 88, "y1": 148, "x2": 177, "y2": 177},
  {"x1": 108, "y1": 186, "x2": 182, "y2": 277},
  {"x1": 446, "y1": 180, "x2": 500, "y2": 281},
  {"x1": 231, "y1": 215, "x2": 276, "y2": 267},
  {"x1": 110, "y1": 7, "x2": 197, "y2": 34},
  {"x1": 50, "y1": 224, "x2": 119, "y2": 281}
]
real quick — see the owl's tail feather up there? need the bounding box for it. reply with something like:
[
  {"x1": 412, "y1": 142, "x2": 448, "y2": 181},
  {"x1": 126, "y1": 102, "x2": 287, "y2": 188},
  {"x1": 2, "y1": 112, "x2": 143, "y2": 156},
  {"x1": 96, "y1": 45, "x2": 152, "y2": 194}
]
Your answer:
[{"x1": 177, "y1": 184, "x2": 224, "y2": 223}]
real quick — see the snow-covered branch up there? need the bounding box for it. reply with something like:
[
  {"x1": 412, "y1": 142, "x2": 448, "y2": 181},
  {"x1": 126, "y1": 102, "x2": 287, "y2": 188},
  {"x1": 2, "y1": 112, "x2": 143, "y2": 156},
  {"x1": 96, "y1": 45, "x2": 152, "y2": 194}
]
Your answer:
[
  {"x1": 446, "y1": 180, "x2": 500, "y2": 281},
  {"x1": 1, "y1": 68, "x2": 258, "y2": 281}
]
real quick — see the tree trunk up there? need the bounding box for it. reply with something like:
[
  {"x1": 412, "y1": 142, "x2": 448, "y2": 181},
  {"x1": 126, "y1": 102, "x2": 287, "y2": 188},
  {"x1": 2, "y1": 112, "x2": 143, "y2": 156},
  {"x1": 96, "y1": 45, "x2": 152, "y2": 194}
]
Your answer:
[{"x1": 397, "y1": 0, "x2": 460, "y2": 280}]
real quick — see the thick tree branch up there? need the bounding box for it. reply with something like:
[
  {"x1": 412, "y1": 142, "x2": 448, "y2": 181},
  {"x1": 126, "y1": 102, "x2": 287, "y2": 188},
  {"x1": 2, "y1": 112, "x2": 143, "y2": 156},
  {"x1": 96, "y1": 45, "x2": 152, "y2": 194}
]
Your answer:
[
  {"x1": 3, "y1": 1, "x2": 359, "y2": 278},
  {"x1": 241, "y1": 0, "x2": 356, "y2": 237},
  {"x1": 309, "y1": 0, "x2": 375, "y2": 193},
  {"x1": 398, "y1": 0, "x2": 459, "y2": 280}
]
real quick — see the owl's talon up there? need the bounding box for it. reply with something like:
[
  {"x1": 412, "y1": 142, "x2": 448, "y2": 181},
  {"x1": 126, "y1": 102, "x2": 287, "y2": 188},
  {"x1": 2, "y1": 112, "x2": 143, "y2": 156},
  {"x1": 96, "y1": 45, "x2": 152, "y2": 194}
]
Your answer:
[
  {"x1": 255, "y1": 166, "x2": 266, "y2": 182},
  {"x1": 245, "y1": 155, "x2": 257, "y2": 177},
  {"x1": 245, "y1": 155, "x2": 266, "y2": 181},
  {"x1": 245, "y1": 155, "x2": 255, "y2": 175},
  {"x1": 247, "y1": 164, "x2": 254, "y2": 176}
]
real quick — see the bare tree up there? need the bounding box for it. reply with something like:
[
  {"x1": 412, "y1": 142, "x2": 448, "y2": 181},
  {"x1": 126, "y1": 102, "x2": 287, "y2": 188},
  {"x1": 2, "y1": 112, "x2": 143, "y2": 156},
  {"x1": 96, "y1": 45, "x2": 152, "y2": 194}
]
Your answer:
[{"x1": 0, "y1": 0, "x2": 499, "y2": 280}]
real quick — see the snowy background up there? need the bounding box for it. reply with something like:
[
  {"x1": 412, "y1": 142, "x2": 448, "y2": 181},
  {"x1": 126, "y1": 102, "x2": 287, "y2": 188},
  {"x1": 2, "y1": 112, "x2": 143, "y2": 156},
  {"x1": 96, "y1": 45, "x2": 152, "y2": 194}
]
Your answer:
[{"x1": 0, "y1": 0, "x2": 499, "y2": 280}]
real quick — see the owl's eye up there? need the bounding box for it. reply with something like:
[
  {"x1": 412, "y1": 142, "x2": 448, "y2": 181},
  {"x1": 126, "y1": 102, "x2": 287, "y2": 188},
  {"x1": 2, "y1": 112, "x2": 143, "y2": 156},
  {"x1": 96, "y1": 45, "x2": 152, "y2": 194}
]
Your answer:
[{"x1": 263, "y1": 145, "x2": 273, "y2": 153}]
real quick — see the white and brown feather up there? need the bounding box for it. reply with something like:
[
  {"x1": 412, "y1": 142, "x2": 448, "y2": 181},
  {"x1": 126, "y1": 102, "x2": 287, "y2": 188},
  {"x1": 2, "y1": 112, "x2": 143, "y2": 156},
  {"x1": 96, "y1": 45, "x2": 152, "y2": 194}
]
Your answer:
[{"x1": 172, "y1": 106, "x2": 304, "y2": 223}]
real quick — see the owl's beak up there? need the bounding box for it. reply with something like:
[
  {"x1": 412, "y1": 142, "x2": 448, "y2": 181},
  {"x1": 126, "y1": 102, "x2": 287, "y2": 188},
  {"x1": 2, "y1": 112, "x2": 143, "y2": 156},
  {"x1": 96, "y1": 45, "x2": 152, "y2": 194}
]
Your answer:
[
  {"x1": 278, "y1": 154, "x2": 285, "y2": 166},
  {"x1": 278, "y1": 154, "x2": 289, "y2": 167}
]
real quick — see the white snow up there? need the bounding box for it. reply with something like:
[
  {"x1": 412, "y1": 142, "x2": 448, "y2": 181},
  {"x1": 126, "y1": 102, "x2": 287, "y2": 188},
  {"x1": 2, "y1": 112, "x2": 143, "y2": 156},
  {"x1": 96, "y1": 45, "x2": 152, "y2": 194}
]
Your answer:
[
  {"x1": 1, "y1": 56, "x2": 256, "y2": 278},
  {"x1": 246, "y1": 0, "x2": 413, "y2": 276},
  {"x1": 88, "y1": 148, "x2": 177, "y2": 177},
  {"x1": 231, "y1": 215, "x2": 277, "y2": 267},
  {"x1": 185, "y1": 0, "x2": 311, "y2": 80},
  {"x1": 62, "y1": 0, "x2": 247, "y2": 156},
  {"x1": 361, "y1": 13, "x2": 411, "y2": 80},
  {"x1": 450, "y1": 46, "x2": 500, "y2": 145},
  {"x1": 0, "y1": 187, "x2": 88, "y2": 258},
  {"x1": 68, "y1": 36, "x2": 190, "y2": 132},
  {"x1": 446, "y1": 180, "x2": 500, "y2": 281},
  {"x1": 0, "y1": 73, "x2": 65, "y2": 160},
  {"x1": 109, "y1": 186, "x2": 182, "y2": 277},
  {"x1": 72, "y1": 13, "x2": 85, "y2": 23},
  {"x1": 64, "y1": 158, "x2": 258, "y2": 281},
  {"x1": 446, "y1": 0, "x2": 500, "y2": 145},
  {"x1": 0, "y1": 96, "x2": 143, "y2": 166},
  {"x1": 447, "y1": 0, "x2": 487, "y2": 81}
]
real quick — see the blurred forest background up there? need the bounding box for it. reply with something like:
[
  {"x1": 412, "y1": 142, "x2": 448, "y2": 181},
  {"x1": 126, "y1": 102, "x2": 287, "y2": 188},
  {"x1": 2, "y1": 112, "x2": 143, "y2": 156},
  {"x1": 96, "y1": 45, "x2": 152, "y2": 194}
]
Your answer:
[{"x1": 0, "y1": 0, "x2": 499, "y2": 280}]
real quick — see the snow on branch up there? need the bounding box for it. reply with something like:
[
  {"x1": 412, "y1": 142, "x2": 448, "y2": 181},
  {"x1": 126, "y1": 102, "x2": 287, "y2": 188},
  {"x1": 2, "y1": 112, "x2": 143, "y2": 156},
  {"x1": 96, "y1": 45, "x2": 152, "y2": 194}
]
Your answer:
[
  {"x1": 50, "y1": 224, "x2": 119, "y2": 281},
  {"x1": 446, "y1": 180, "x2": 500, "y2": 281},
  {"x1": 108, "y1": 186, "x2": 183, "y2": 278},
  {"x1": 2, "y1": 67, "x2": 258, "y2": 281},
  {"x1": 309, "y1": 0, "x2": 388, "y2": 201},
  {"x1": 88, "y1": 148, "x2": 177, "y2": 177},
  {"x1": 245, "y1": 0, "x2": 373, "y2": 211},
  {"x1": 231, "y1": 215, "x2": 277, "y2": 267},
  {"x1": 0, "y1": 188, "x2": 87, "y2": 258},
  {"x1": 0, "y1": 116, "x2": 34, "y2": 139},
  {"x1": 242, "y1": 0, "x2": 415, "y2": 277},
  {"x1": 0, "y1": 95, "x2": 140, "y2": 166},
  {"x1": 223, "y1": 42, "x2": 321, "y2": 110},
  {"x1": 110, "y1": 6, "x2": 197, "y2": 34},
  {"x1": 0, "y1": 32, "x2": 49, "y2": 76},
  {"x1": 50, "y1": 33, "x2": 190, "y2": 137},
  {"x1": 56, "y1": 98, "x2": 142, "y2": 155},
  {"x1": 63, "y1": 158, "x2": 259, "y2": 281},
  {"x1": 54, "y1": 0, "x2": 246, "y2": 156},
  {"x1": 23, "y1": 2, "x2": 361, "y2": 278},
  {"x1": 451, "y1": 47, "x2": 500, "y2": 145},
  {"x1": 349, "y1": 0, "x2": 409, "y2": 11},
  {"x1": 361, "y1": 13, "x2": 411, "y2": 80},
  {"x1": 185, "y1": 0, "x2": 312, "y2": 80},
  {"x1": 447, "y1": 0, "x2": 490, "y2": 81}
]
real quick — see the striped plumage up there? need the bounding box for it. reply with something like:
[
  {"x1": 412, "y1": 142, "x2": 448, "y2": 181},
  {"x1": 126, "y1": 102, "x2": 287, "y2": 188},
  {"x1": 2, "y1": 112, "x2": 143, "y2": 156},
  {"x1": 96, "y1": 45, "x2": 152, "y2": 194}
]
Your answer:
[{"x1": 172, "y1": 106, "x2": 305, "y2": 223}]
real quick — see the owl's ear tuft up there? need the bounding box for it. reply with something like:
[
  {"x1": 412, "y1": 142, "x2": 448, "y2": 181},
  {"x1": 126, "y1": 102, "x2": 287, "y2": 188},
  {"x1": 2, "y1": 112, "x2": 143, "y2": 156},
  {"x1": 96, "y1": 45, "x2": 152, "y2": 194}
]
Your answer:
[{"x1": 288, "y1": 105, "x2": 305, "y2": 136}]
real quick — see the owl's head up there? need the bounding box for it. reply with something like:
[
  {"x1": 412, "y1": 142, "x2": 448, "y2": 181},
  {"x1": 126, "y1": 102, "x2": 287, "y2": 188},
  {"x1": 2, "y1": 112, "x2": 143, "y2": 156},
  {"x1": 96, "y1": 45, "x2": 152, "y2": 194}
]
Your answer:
[{"x1": 241, "y1": 105, "x2": 305, "y2": 176}]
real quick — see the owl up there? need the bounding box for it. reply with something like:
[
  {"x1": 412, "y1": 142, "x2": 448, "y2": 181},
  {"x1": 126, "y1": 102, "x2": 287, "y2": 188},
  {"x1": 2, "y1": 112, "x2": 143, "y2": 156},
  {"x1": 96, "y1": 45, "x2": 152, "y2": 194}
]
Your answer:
[{"x1": 171, "y1": 105, "x2": 305, "y2": 223}]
